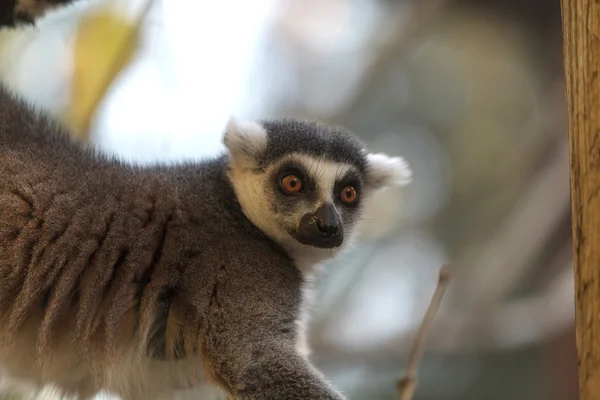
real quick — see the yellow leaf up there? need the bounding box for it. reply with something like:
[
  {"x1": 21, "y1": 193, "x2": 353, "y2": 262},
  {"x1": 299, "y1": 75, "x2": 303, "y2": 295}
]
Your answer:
[{"x1": 65, "y1": 6, "x2": 142, "y2": 138}]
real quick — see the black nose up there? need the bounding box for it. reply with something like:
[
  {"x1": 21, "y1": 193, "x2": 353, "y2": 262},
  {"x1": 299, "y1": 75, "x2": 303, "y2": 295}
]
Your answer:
[
  {"x1": 316, "y1": 217, "x2": 339, "y2": 237},
  {"x1": 314, "y1": 203, "x2": 340, "y2": 238},
  {"x1": 291, "y1": 203, "x2": 344, "y2": 249}
]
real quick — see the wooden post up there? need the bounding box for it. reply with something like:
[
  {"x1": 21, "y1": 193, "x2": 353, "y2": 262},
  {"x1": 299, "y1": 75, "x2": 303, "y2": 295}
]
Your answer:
[{"x1": 561, "y1": 1, "x2": 600, "y2": 398}]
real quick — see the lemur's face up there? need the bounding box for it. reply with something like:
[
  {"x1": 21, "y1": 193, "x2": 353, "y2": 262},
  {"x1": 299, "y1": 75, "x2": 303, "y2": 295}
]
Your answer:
[
  {"x1": 224, "y1": 118, "x2": 411, "y2": 263},
  {"x1": 264, "y1": 153, "x2": 363, "y2": 249}
]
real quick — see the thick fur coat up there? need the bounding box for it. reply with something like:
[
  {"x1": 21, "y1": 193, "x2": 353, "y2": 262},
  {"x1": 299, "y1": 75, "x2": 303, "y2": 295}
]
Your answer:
[{"x1": 0, "y1": 2, "x2": 412, "y2": 399}]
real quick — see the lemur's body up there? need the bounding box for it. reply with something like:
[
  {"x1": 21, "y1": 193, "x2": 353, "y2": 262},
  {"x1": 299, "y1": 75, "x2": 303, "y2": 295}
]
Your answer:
[{"x1": 0, "y1": 2, "x2": 412, "y2": 399}]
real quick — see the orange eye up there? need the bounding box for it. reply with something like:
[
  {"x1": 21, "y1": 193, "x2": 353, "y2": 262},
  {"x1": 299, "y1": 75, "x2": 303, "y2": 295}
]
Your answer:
[
  {"x1": 281, "y1": 175, "x2": 303, "y2": 193},
  {"x1": 341, "y1": 186, "x2": 358, "y2": 204}
]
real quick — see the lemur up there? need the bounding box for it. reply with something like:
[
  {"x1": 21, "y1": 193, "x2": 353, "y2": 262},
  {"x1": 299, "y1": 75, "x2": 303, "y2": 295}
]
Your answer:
[{"x1": 0, "y1": 1, "x2": 412, "y2": 399}]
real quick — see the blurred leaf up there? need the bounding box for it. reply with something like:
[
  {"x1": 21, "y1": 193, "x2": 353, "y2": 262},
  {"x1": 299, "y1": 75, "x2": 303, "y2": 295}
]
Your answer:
[{"x1": 64, "y1": 6, "x2": 142, "y2": 139}]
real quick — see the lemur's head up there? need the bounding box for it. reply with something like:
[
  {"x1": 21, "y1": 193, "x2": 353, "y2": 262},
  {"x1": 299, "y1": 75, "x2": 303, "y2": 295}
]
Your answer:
[{"x1": 224, "y1": 118, "x2": 411, "y2": 264}]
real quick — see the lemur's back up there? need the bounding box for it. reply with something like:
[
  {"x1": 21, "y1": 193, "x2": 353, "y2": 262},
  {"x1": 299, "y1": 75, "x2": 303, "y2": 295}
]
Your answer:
[{"x1": 0, "y1": 87, "x2": 303, "y2": 398}]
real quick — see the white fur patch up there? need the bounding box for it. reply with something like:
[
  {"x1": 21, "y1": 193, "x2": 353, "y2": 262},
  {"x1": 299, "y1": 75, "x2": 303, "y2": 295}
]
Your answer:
[
  {"x1": 365, "y1": 153, "x2": 412, "y2": 189},
  {"x1": 296, "y1": 282, "x2": 316, "y2": 359},
  {"x1": 222, "y1": 118, "x2": 268, "y2": 169}
]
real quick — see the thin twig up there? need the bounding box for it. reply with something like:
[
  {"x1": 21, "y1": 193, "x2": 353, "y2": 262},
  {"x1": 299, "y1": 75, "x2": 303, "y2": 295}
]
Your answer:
[{"x1": 396, "y1": 265, "x2": 452, "y2": 400}]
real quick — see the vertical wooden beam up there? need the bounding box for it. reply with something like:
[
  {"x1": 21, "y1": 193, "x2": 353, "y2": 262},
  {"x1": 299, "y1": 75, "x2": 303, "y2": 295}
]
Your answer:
[{"x1": 562, "y1": 0, "x2": 600, "y2": 398}]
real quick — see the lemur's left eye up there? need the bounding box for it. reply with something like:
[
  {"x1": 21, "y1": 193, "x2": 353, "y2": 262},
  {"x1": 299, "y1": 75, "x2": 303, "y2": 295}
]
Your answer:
[
  {"x1": 340, "y1": 186, "x2": 358, "y2": 204},
  {"x1": 281, "y1": 174, "x2": 303, "y2": 193}
]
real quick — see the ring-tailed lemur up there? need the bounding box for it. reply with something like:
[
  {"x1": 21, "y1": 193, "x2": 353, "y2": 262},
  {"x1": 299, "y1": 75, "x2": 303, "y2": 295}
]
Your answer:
[{"x1": 0, "y1": 2, "x2": 412, "y2": 399}]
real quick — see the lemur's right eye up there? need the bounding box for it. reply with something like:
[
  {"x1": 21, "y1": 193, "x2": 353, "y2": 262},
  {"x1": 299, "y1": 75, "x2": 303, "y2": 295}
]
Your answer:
[
  {"x1": 340, "y1": 185, "x2": 358, "y2": 204},
  {"x1": 281, "y1": 175, "x2": 303, "y2": 193}
]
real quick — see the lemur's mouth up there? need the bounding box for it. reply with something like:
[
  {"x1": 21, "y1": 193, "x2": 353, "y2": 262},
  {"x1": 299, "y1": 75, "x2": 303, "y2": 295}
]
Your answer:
[
  {"x1": 290, "y1": 230, "x2": 343, "y2": 249},
  {"x1": 289, "y1": 204, "x2": 343, "y2": 249}
]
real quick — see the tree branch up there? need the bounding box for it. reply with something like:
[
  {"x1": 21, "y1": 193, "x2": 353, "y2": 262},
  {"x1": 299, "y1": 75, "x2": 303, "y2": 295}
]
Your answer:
[{"x1": 396, "y1": 265, "x2": 452, "y2": 400}]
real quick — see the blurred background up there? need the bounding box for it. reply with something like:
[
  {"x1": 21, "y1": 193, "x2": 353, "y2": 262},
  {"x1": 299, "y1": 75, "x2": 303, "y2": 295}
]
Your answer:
[{"x1": 0, "y1": 0, "x2": 575, "y2": 399}]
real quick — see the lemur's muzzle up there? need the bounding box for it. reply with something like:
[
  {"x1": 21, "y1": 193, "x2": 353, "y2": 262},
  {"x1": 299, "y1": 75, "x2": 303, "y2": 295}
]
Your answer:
[{"x1": 291, "y1": 203, "x2": 343, "y2": 249}]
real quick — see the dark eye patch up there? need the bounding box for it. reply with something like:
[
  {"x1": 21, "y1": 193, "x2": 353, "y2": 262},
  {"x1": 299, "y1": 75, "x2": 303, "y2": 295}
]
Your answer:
[
  {"x1": 335, "y1": 170, "x2": 362, "y2": 191},
  {"x1": 334, "y1": 171, "x2": 362, "y2": 207},
  {"x1": 274, "y1": 161, "x2": 318, "y2": 193},
  {"x1": 271, "y1": 162, "x2": 319, "y2": 214}
]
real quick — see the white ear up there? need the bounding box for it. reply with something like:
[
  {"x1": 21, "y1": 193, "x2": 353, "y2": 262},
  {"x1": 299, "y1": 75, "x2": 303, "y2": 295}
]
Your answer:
[
  {"x1": 223, "y1": 117, "x2": 268, "y2": 169},
  {"x1": 365, "y1": 153, "x2": 412, "y2": 190}
]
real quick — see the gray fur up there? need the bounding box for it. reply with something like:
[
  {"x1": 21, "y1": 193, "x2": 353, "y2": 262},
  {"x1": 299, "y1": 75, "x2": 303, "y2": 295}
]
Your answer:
[
  {"x1": 0, "y1": 87, "x2": 353, "y2": 399},
  {"x1": 258, "y1": 119, "x2": 367, "y2": 173},
  {"x1": 0, "y1": 3, "x2": 412, "y2": 399}
]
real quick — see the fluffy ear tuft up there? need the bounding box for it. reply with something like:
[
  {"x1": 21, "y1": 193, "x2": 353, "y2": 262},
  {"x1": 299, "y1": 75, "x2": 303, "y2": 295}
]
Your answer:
[
  {"x1": 223, "y1": 117, "x2": 268, "y2": 169},
  {"x1": 365, "y1": 153, "x2": 412, "y2": 190}
]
